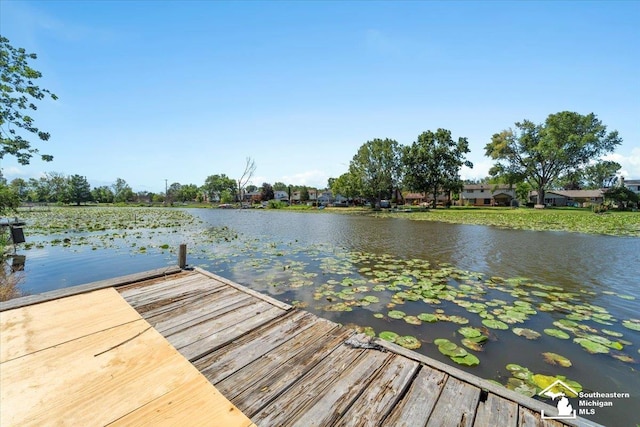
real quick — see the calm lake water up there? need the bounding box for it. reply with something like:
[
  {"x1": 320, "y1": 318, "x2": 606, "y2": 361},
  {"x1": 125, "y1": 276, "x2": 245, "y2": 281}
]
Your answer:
[{"x1": 9, "y1": 208, "x2": 640, "y2": 426}]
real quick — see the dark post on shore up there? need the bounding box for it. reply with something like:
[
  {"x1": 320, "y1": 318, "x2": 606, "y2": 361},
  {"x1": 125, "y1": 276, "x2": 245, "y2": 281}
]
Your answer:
[{"x1": 178, "y1": 244, "x2": 187, "y2": 269}]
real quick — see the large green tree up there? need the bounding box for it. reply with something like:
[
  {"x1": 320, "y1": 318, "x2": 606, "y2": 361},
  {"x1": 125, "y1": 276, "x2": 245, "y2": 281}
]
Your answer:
[
  {"x1": 260, "y1": 182, "x2": 274, "y2": 201},
  {"x1": 604, "y1": 186, "x2": 638, "y2": 210},
  {"x1": 0, "y1": 183, "x2": 19, "y2": 214},
  {"x1": 91, "y1": 186, "x2": 114, "y2": 203},
  {"x1": 403, "y1": 129, "x2": 472, "y2": 208},
  {"x1": 330, "y1": 172, "x2": 359, "y2": 203},
  {"x1": 9, "y1": 177, "x2": 28, "y2": 200},
  {"x1": 349, "y1": 138, "x2": 402, "y2": 206},
  {"x1": 176, "y1": 183, "x2": 198, "y2": 202},
  {"x1": 67, "y1": 174, "x2": 92, "y2": 205},
  {"x1": 272, "y1": 181, "x2": 287, "y2": 191},
  {"x1": 485, "y1": 112, "x2": 621, "y2": 207},
  {"x1": 583, "y1": 160, "x2": 621, "y2": 189},
  {"x1": 112, "y1": 178, "x2": 134, "y2": 203},
  {"x1": 202, "y1": 174, "x2": 236, "y2": 202},
  {"x1": 1, "y1": 36, "x2": 57, "y2": 165}
]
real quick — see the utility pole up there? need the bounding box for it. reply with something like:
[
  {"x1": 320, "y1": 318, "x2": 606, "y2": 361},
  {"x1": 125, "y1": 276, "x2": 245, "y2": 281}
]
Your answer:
[{"x1": 165, "y1": 179, "x2": 168, "y2": 206}]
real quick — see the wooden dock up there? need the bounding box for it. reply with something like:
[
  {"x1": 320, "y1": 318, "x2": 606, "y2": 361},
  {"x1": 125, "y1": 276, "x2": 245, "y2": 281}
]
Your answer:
[{"x1": 1, "y1": 267, "x2": 601, "y2": 427}]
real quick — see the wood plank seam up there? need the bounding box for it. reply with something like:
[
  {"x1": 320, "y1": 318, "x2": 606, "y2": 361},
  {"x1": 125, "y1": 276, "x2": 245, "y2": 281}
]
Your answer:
[
  {"x1": 377, "y1": 363, "x2": 430, "y2": 427},
  {"x1": 0, "y1": 318, "x2": 146, "y2": 364}
]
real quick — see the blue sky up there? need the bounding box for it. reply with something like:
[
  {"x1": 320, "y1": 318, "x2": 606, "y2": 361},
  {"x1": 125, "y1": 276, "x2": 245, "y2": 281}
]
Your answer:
[{"x1": 1, "y1": 1, "x2": 638, "y2": 193}]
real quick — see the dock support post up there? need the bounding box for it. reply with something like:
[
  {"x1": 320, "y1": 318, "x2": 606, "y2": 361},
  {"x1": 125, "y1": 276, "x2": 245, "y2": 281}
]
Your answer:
[{"x1": 178, "y1": 244, "x2": 187, "y2": 269}]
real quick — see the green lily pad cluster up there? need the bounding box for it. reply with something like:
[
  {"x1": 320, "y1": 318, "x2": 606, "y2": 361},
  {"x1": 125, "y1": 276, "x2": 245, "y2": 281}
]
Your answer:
[
  {"x1": 378, "y1": 331, "x2": 421, "y2": 349},
  {"x1": 504, "y1": 364, "x2": 582, "y2": 398},
  {"x1": 457, "y1": 327, "x2": 488, "y2": 351},
  {"x1": 434, "y1": 338, "x2": 480, "y2": 366}
]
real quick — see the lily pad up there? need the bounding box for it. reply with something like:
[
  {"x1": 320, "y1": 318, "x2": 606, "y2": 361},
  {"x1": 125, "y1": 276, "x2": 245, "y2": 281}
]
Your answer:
[
  {"x1": 533, "y1": 374, "x2": 580, "y2": 397},
  {"x1": 373, "y1": 313, "x2": 385, "y2": 319},
  {"x1": 601, "y1": 329, "x2": 623, "y2": 338},
  {"x1": 404, "y1": 316, "x2": 422, "y2": 326},
  {"x1": 622, "y1": 319, "x2": 640, "y2": 331},
  {"x1": 396, "y1": 335, "x2": 421, "y2": 350},
  {"x1": 451, "y1": 353, "x2": 480, "y2": 366},
  {"x1": 417, "y1": 313, "x2": 438, "y2": 322},
  {"x1": 461, "y1": 338, "x2": 484, "y2": 351},
  {"x1": 387, "y1": 310, "x2": 406, "y2": 319},
  {"x1": 574, "y1": 338, "x2": 610, "y2": 354},
  {"x1": 612, "y1": 354, "x2": 636, "y2": 363},
  {"x1": 542, "y1": 352, "x2": 572, "y2": 367},
  {"x1": 458, "y1": 327, "x2": 483, "y2": 338},
  {"x1": 482, "y1": 319, "x2": 509, "y2": 330},
  {"x1": 362, "y1": 295, "x2": 380, "y2": 303},
  {"x1": 512, "y1": 328, "x2": 541, "y2": 340},
  {"x1": 544, "y1": 329, "x2": 570, "y2": 339},
  {"x1": 379, "y1": 331, "x2": 399, "y2": 342},
  {"x1": 506, "y1": 378, "x2": 537, "y2": 397}
]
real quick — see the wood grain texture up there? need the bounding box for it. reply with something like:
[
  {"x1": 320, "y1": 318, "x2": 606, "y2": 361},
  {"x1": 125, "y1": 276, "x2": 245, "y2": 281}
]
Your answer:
[
  {"x1": 0, "y1": 288, "x2": 140, "y2": 363},
  {"x1": 0, "y1": 289, "x2": 254, "y2": 427},
  {"x1": 473, "y1": 393, "x2": 518, "y2": 427},
  {"x1": 381, "y1": 365, "x2": 448, "y2": 427}
]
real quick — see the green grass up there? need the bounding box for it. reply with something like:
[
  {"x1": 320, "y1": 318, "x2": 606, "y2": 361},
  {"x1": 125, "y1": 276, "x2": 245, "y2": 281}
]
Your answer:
[{"x1": 374, "y1": 207, "x2": 640, "y2": 236}]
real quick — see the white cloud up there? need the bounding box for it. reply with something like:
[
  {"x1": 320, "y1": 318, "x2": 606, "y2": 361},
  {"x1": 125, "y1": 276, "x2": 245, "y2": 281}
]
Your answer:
[
  {"x1": 280, "y1": 170, "x2": 329, "y2": 188},
  {"x1": 603, "y1": 147, "x2": 640, "y2": 179},
  {"x1": 460, "y1": 158, "x2": 493, "y2": 181}
]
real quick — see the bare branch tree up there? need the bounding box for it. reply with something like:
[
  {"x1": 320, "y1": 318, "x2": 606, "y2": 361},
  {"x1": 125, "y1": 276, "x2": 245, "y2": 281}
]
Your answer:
[{"x1": 237, "y1": 157, "x2": 256, "y2": 203}]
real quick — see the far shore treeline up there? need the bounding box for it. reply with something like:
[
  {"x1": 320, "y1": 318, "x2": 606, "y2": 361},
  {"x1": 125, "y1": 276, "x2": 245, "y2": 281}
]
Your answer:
[{"x1": 1, "y1": 111, "x2": 637, "y2": 213}]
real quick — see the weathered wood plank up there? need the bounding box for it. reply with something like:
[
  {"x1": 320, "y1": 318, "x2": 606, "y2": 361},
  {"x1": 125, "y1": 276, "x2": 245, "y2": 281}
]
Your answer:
[
  {"x1": 336, "y1": 354, "x2": 420, "y2": 427},
  {"x1": 144, "y1": 288, "x2": 252, "y2": 331},
  {"x1": 473, "y1": 393, "x2": 518, "y2": 427},
  {"x1": 156, "y1": 292, "x2": 255, "y2": 336},
  {"x1": 381, "y1": 365, "x2": 448, "y2": 427},
  {"x1": 176, "y1": 304, "x2": 285, "y2": 361},
  {"x1": 131, "y1": 284, "x2": 241, "y2": 321},
  {"x1": 194, "y1": 267, "x2": 292, "y2": 311},
  {"x1": 196, "y1": 310, "x2": 318, "y2": 384},
  {"x1": 123, "y1": 275, "x2": 222, "y2": 308},
  {"x1": 117, "y1": 271, "x2": 202, "y2": 300},
  {"x1": 115, "y1": 270, "x2": 193, "y2": 294},
  {"x1": 230, "y1": 327, "x2": 355, "y2": 416},
  {"x1": 425, "y1": 376, "x2": 480, "y2": 427},
  {"x1": 214, "y1": 317, "x2": 339, "y2": 400},
  {"x1": 0, "y1": 266, "x2": 182, "y2": 312},
  {"x1": 0, "y1": 288, "x2": 140, "y2": 363},
  {"x1": 107, "y1": 374, "x2": 256, "y2": 427},
  {"x1": 166, "y1": 299, "x2": 272, "y2": 348},
  {"x1": 250, "y1": 338, "x2": 367, "y2": 426},
  {"x1": 289, "y1": 350, "x2": 390, "y2": 427},
  {"x1": 373, "y1": 338, "x2": 600, "y2": 427},
  {"x1": 518, "y1": 407, "x2": 566, "y2": 427}
]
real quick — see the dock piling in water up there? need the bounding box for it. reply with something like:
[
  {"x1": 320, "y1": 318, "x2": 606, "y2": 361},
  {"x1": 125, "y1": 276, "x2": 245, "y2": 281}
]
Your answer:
[{"x1": 178, "y1": 244, "x2": 187, "y2": 269}]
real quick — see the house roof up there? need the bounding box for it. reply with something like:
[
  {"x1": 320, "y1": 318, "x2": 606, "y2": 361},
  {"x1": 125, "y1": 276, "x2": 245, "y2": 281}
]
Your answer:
[
  {"x1": 531, "y1": 190, "x2": 603, "y2": 198},
  {"x1": 463, "y1": 184, "x2": 513, "y2": 190}
]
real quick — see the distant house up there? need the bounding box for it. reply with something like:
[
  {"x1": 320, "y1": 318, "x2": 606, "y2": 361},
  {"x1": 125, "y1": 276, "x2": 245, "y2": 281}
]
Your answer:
[
  {"x1": 529, "y1": 189, "x2": 604, "y2": 207},
  {"x1": 621, "y1": 177, "x2": 640, "y2": 195},
  {"x1": 460, "y1": 184, "x2": 516, "y2": 207},
  {"x1": 273, "y1": 190, "x2": 289, "y2": 201},
  {"x1": 242, "y1": 191, "x2": 262, "y2": 203}
]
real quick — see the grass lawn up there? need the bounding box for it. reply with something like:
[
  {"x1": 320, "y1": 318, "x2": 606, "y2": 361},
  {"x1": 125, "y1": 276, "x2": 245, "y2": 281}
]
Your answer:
[{"x1": 370, "y1": 206, "x2": 640, "y2": 236}]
